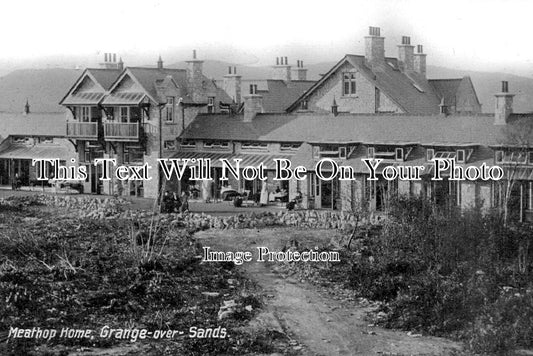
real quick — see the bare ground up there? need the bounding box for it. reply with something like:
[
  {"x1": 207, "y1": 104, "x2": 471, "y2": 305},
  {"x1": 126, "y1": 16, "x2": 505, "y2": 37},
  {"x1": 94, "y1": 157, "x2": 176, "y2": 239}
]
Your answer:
[{"x1": 196, "y1": 228, "x2": 464, "y2": 356}]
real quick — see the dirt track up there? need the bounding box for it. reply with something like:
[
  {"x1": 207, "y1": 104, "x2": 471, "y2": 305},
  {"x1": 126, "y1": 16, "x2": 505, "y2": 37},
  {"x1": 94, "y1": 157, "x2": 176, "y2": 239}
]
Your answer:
[{"x1": 197, "y1": 228, "x2": 463, "y2": 356}]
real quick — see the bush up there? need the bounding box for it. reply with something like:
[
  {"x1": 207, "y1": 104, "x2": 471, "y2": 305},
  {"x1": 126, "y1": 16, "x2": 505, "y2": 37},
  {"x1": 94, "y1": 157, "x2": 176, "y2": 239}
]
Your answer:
[{"x1": 347, "y1": 196, "x2": 533, "y2": 353}]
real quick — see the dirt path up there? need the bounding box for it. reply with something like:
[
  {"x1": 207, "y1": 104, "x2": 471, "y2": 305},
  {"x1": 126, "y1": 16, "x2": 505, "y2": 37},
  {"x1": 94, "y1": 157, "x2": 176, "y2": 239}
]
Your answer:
[{"x1": 196, "y1": 228, "x2": 464, "y2": 356}]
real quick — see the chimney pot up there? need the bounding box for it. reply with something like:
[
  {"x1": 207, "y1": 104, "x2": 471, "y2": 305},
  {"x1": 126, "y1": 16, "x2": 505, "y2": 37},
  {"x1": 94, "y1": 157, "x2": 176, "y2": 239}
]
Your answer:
[
  {"x1": 234, "y1": 66, "x2": 236, "y2": 74},
  {"x1": 502, "y1": 81, "x2": 509, "y2": 93},
  {"x1": 228, "y1": 66, "x2": 232, "y2": 74},
  {"x1": 113, "y1": 53, "x2": 116, "y2": 62},
  {"x1": 417, "y1": 45, "x2": 423, "y2": 53}
]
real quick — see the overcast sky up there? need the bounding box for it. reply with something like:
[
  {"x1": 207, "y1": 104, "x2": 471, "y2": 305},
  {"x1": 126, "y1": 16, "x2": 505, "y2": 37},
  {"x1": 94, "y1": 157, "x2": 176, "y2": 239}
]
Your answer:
[{"x1": 2, "y1": 0, "x2": 533, "y2": 76}]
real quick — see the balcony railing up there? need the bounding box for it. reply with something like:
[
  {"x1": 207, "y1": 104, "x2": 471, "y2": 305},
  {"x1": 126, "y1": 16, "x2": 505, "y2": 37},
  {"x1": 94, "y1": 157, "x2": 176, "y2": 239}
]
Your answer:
[
  {"x1": 66, "y1": 122, "x2": 98, "y2": 139},
  {"x1": 104, "y1": 123, "x2": 139, "y2": 141}
]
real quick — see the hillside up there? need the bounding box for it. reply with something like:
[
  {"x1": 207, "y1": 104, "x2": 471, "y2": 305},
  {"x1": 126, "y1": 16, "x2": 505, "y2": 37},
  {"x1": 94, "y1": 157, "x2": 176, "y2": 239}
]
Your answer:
[
  {"x1": 0, "y1": 68, "x2": 80, "y2": 113},
  {"x1": 1, "y1": 62, "x2": 532, "y2": 114}
]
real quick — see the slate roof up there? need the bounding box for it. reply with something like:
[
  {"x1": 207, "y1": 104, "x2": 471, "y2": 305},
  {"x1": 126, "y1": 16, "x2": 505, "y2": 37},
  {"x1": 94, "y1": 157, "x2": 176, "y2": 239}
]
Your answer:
[
  {"x1": 0, "y1": 140, "x2": 74, "y2": 160},
  {"x1": 124, "y1": 67, "x2": 189, "y2": 104},
  {"x1": 87, "y1": 68, "x2": 122, "y2": 90},
  {"x1": 0, "y1": 112, "x2": 67, "y2": 138},
  {"x1": 238, "y1": 79, "x2": 315, "y2": 112},
  {"x1": 60, "y1": 68, "x2": 121, "y2": 106},
  {"x1": 181, "y1": 112, "x2": 529, "y2": 147}
]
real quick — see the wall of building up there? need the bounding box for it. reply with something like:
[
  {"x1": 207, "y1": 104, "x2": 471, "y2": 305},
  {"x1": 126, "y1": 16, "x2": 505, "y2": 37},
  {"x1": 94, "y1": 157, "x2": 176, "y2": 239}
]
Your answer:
[{"x1": 308, "y1": 61, "x2": 402, "y2": 114}]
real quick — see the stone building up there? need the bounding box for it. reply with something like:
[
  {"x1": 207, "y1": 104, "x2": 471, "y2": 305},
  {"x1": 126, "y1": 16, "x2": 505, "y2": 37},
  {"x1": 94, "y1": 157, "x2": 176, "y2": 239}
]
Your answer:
[
  {"x1": 287, "y1": 27, "x2": 481, "y2": 115},
  {"x1": 60, "y1": 52, "x2": 232, "y2": 198}
]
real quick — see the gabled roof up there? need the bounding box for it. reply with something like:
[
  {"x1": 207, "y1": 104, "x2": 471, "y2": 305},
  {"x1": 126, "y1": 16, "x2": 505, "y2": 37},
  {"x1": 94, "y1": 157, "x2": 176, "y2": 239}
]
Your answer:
[
  {"x1": 181, "y1": 112, "x2": 518, "y2": 147},
  {"x1": 107, "y1": 67, "x2": 189, "y2": 104},
  {"x1": 429, "y1": 78, "x2": 462, "y2": 107},
  {"x1": 287, "y1": 54, "x2": 442, "y2": 115},
  {"x1": 59, "y1": 68, "x2": 121, "y2": 106}
]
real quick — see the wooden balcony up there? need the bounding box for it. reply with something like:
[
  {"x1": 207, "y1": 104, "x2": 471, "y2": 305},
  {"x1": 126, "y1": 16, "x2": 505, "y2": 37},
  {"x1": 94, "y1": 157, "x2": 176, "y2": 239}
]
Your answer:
[
  {"x1": 104, "y1": 122, "x2": 139, "y2": 141},
  {"x1": 66, "y1": 122, "x2": 98, "y2": 139}
]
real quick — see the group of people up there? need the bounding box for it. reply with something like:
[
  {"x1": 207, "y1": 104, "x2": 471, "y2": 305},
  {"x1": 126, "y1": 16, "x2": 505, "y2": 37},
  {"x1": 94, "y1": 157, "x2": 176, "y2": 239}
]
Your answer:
[{"x1": 161, "y1": 190, "x2": 189, "y2": 214}]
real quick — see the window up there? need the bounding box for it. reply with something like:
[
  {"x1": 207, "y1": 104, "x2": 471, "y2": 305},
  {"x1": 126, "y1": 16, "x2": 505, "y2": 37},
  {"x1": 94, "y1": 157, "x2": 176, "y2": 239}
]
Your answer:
[
  {"x1": 38, "y1": 137, "x2": 53, "y2": 144},
  {"x1": 281, "y1": 143, "x2": 300, "y2": 151},
  {"x1": 375, "y1": 87, "x2": 380, "y2": 113},
  {"x1": 204, "y1": 140, "x2": 229, "y2": 149},
  {"x1": 164, "y1": 140, "x2": 176, "y2": 150},
  {"x1": 339, "y1": 146, "x2": 347, "y2": 159},
  {"x1": 180, "y1": 140, "x2": 196, "y2": 148},
  {"x1": 242, "y1": 142, "x2": 268, "y2": 150},
  {"x1": 529, "y1": 152, "x2": 533, "y2": 165},
  {"x1": 80, "y1": 106, "x2": 90, "y2": 122},
  {"x1": 426, "y1": 148, "x2": 434, "y2": 161},
  {"x1": 207, "y1": 97, "x2": 215, "y2": 113},
  {"x1": 367, "y1": 147, "x2": 375, "y2": 158},
  {"x1": 395, "y1": 148, "x2": 404, "y2": 161},
  {"x1": 249, "y1": 84, "x2": 258, "y2": 95},
  {"x1": 300, "y1": 100, "x2": 308, "y2": 110},
  {"x1": 165, "y1": 97, "x2": 174, "y2": 121},
  {"x1": 119, "y1": 107, "x2": 129, "y2": 122},
  {"x1": 343, "y1": 73, "x2": 356, "y2": 95},
  {"x1": 12, "y1": 137, "x2": 30, "y2": 144},
  {"x1": 456, "y1": 149, "x2": 465, "y2": 163},
  {"x1": 495, "y1": 150, "x2": 527, "y2": 164}
]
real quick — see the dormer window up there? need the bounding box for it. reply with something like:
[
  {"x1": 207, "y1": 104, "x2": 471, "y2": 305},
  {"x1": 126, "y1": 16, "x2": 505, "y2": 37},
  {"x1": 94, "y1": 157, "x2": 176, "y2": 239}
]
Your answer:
[
  {"x1": 180, "y1": 140, "x2": 196, "y2": 148},
  {"x1": 426, "y1": 148, "x2": 434, "y2": 161},
  {"x1": 456, "y1": 149, "x2": 466, "y2": 163},
  {"x1": 495, "y1": 150, "x2": 528, "y2": 164},
  {"x1": 368, "y1": 147, "x2": 375, "y2": 158},
  {"x1": 165, "y1": 97, "x2": 174, "y2": 121},
  {"x1": 164, "y1": 140, "x2": 176, "y2": 150},
  {"x1": 207, "y1": 97, "x2": 215, "y2": 113},
  {"x1": 343, "y1": 73, "x2": 356, "y2": 96},
  {"x1": 395, "y1": 148, "x2": 404, "y2": 161},
  {"x1": 339, "y1": 147, "x2": 347, "y2": 159},
  {"x1": 204, "y1": 140, "x2": 229, "y2": 149},
  {"x1": 301, "y1": 100, "x2": 308, "y2": 110}
]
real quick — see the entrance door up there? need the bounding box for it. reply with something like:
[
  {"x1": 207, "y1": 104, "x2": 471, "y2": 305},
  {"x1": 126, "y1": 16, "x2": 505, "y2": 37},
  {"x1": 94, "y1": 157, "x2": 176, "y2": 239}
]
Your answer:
[
  {"x1": 90, "y1": 164, "x2": 102, "y2": 194},
  {"x1": 320, "y1": 179, "x2": 340, "y2": 210}
]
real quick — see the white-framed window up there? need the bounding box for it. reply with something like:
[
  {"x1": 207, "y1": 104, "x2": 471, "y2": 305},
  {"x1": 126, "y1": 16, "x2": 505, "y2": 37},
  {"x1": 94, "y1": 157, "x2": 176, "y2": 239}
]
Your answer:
[
  {"x1": 38, "y1": 137, "x2": 53, "y2": 144},
  {"x1": 242, "y1": 141, "x2": 268, "y2": 150},
  {"x1": 204, "y1": 140, "x2": 229, "y2": 149},
  {"x1": 119, "y1": 107, "x2": 129, "y2": 122},
  {"x1": 456, "y1": 149, "x2": 466, "y2": 163},
  {"x1": 180, "y1": 140, "x2": 196, "y2": 148},
  {"x1": 342, "y1": 73, "x2": 356, "y2": 95},
  {"x1": 395, "y1": 148, "x2": 404, "y2": 161},
  {"x1": 367, "y1": 147, "x2": 375, "y2": 158},
  {"x1": 426, "y1": 148, "x2": 434, "y2": 161},
  {"x1": 165, "y1": 97, "x2": 174, "y2": 122},
  {"x1": 529, "y1": 152, "x2": 533, "y2": 165},
  {"x1": 339, "y1": 146, "x2": 347, "y2": 159},
  {"x1": 495, "y1": 150, "x2": 527, "y2": 164},
  {"x1": 80, "y1": 106, "x2": 90, "y2": 122},
  {"x1": 281, "y1": 143, "x2": 300, "y2": 151},
  {"x1": 207, "y1": 97, "x2": 215, "y2": 113},
  {"x1": 164, "y1": 140, "x2": 176, "y2": 150},
  {"x1": 12, "y1": 137, "x2": 30, "y2": 144}
]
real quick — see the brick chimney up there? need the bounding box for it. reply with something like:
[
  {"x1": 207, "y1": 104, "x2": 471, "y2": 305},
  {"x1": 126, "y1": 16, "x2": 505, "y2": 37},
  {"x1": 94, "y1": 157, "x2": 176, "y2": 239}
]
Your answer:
[
  {"x1": 272, "y1": 56, "x2": 291, "y2": 82},
  {"x1": 118, "y1": 57, "x2": 124, "y2": 71},
  {"x1": 494, "y1": 81, "x2": 514, "y2": 125},
  {"x1": 243, "y1": 84, "x2": 263, "y2": 122},
  {"x1": 157, "y1": 55, "x2": 163, "y2": 69},
  {"x1": 413, "y1": 45, "x2": 427, "y2": 77},
  {"x1": 223, "y1": 66, "x2": 241, "y2": 104},
  {"x1": 398, "y1": 36, "x2": 414, "y2": 72},
  {"x1": 186, "y1": 50, "x2": 205, "y2": 102},
  {"x1": 292, "y1": 60, "x2": 307, "y2": 80},
  {"x1": 365, "y1": 26, "x2": 385, "y2": 67}
]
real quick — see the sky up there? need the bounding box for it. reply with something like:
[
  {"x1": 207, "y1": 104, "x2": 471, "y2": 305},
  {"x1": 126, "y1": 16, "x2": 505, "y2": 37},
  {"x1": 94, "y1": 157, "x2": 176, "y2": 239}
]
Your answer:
[{"x1": 2, "y1": 0, "x2": 533, "y2": 76}]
